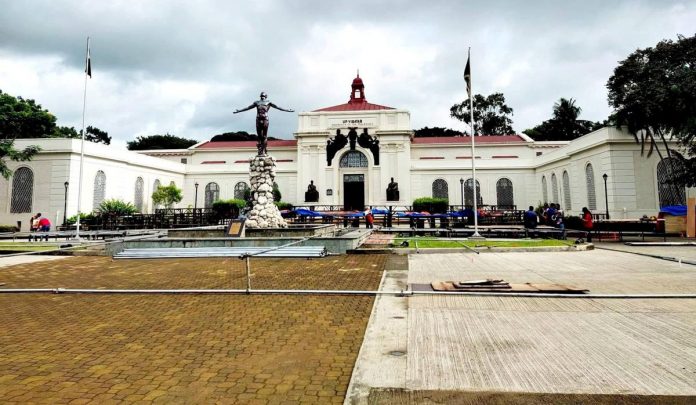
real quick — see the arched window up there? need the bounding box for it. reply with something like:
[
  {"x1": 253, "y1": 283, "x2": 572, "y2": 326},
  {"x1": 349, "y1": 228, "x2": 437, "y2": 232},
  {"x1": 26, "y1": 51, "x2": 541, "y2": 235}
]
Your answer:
[
  {"x1": 93, "y1": 170, "x2": 106, "y2": 210},
  {"x1": 464, "y1": 178, "x2": 482, "y2": 206},
  {"x1": 432, "y1": 179, "x2": 449, "y2": 200},
  {"x1": 10, "y1": 167, "x2": 33, "y2": 213},
  {"x1": 496, "y1": 178, "x2": 514, "y2": 208},
  {"x1": 541, "y1": 176, "x2": 548, "y2": 204},
  {"x1": 562, "y1": 171, "x2": 572, "y2": 210},
  {"x1": 152, "y1": 179, "x2": 161, "y2": 210},
  {"x1": 585, "y1": 164, "x2": 597, "y2": 210},
  {"x1": 134, "y1": 177, "x2": 144, "y2": 212},
  {"x1": 339, "y1": 151, "x2": 368, "y2": 168},
  {"x1": 204, "y1": 182, "x2": 220, "y2": 208},
  {"x1": 551, "y1": 173, "x2": 559, "y2": 204},
  {"x1": 656, "y1": 158, "x2": 686, "y2": 207},
  {"x1": 234, "y1": 182, "x2": 248, "y2": 200}
]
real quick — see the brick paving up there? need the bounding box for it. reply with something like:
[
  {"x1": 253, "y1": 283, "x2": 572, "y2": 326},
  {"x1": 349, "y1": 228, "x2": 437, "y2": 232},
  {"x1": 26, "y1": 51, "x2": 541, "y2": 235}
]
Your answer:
[{"x1": 0, "y1": 255, "x2": 385, "y2": 404}]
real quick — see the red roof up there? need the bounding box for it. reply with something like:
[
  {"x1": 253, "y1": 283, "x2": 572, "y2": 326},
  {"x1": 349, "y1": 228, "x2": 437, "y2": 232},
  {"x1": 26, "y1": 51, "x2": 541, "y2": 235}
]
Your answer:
[
  {"x1": 313, "y1": 100, "x2": 394, "y2": 112},
  {"x1": 195, "y1": 140, "x2": 297, "y2": 149},
  {"x1": 412, "y1": 135, "x2": 526, "y2": 144}
]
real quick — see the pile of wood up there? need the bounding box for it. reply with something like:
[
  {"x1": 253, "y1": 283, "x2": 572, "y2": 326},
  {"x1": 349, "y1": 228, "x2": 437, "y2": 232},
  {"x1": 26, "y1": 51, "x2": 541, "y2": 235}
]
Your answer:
[{"x1": 430, "y1": 279, "x2": 588, "y2": 294}]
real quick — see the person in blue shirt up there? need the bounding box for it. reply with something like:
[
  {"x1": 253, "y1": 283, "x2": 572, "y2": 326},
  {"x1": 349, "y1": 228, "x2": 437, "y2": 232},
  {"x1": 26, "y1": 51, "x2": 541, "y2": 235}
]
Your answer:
[{"x1": 523, "y1": 206, "x2": 538, "y2": 229}]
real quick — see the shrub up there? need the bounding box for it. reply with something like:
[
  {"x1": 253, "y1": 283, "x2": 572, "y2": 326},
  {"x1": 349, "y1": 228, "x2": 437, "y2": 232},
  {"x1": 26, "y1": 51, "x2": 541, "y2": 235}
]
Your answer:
[
  {"x1": 66, "y1": 212, "x2": 95, "y2": 225},
  {"x1": 274, "y1": 201, "x2": 293, "y2": 210},
  {"x1": 0, "y1": 225, "x2": 19, "y2": 232},
  {"x1": 412, "y1": 197, "x2": 449, "y2": 213},
  {"x1": 212, "y1": 199, "x2": 245, "y2": 218},
  {"x1": 97, "y1": 199, "x2": 137, "y2": 215},
  {"x1": 272, "y1": 183, "x2": 282, "y2": 202}
]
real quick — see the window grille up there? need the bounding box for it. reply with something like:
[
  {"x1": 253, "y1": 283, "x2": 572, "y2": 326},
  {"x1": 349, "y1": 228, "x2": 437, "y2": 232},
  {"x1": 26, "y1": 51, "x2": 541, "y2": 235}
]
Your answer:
[
  {"x1": 205, "y1": 182, "x2": 220, "y2": 208},
  {"x1": 551, "y1": 173, "x2": 559, "y2": 204},
  {"x1": 10, "y1": 167, "x2": 33, "y2": 213},
  {"x1": 585, "y1": 164, "x2": 597, "y2": 210},
  {"x1": 152, "y1": 179, "x2": 161, "y2": 210},
  {"x1": 657, "y1": 158, "x2": 686, "y2": 207},
  {"x1": 464, "y1": 178, "x2": 482, "y2": 206},
  {"x1": 339, "y1": 151, "x2": 368, "y2": 168},
  {"x1": 496, "y1": 178, "x2": 514, "y2": 207},
  {"x1": 432, "y1": 179, "x2": 449, "y2": 199},
  {"x1": 562, "y1": 171, "x2": 572, "y2": 211},
  {"x1": 343, "y1": 174, "x2": 364, "y2": 183},
  {"x1": 541, "y1": 176, "x2": 548, "y2": 203},
  {"x1": 93, "y1": 170, "x2": 106, "y2": 210},
  {"x1": 234, "y1": 182, "x2": 248, "y2": 199},
  {"x1": 134, "y1": 177, "x2": 144, "y2": 212}
]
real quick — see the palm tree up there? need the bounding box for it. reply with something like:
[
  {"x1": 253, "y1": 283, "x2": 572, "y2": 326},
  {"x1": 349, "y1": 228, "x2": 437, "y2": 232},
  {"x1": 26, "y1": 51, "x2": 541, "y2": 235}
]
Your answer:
[{"x1": 552, "y1": 98, "x2": 582, "y2": 140}]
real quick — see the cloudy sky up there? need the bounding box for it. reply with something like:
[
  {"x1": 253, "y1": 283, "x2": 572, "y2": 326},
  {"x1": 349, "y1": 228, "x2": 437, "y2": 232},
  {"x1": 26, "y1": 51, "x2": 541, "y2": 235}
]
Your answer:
[{"x1": 1, "y1": 1, "x2": 694, "y2": 148}]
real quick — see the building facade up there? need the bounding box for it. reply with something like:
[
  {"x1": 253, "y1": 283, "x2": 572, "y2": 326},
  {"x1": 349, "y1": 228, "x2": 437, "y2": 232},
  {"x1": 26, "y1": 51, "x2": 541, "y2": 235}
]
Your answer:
[{"x1": 1, "y1": 75, "x2": 692, "y2": 230}]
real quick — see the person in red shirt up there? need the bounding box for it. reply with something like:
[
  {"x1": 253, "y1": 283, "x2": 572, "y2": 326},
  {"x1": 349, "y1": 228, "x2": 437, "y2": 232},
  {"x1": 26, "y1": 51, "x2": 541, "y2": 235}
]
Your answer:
[
  {"x1": 581, "y1": 207, "x2": 593, "y2": 242},
  {"x1": 37, "y1": 213, "x2": 51, "y2": 232}
]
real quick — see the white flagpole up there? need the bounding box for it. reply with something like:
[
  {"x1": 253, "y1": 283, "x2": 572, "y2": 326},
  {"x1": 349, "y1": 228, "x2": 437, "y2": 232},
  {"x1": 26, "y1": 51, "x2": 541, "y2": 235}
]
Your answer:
[
  {"x1": 468, "y1": 47, "x2": 481, "y2": 238},
  {"x1": 75, "y1": 36, "x2": 90, "y2": 240}
]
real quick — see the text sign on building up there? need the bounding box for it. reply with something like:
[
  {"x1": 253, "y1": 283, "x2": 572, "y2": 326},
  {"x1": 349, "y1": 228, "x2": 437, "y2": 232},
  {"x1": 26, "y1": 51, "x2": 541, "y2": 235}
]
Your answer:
[{"x1": 328, "y1": 117, "x2": 378, "y2": 129}]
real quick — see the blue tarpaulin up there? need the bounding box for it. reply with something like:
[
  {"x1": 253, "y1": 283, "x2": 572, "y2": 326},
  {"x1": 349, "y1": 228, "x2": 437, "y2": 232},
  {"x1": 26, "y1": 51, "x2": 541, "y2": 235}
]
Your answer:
[
  {"x1": 660, "y1": 205, "x2": 687, "y2": 216},
  {"x1": 294, "y1": 208, "x2": 325, "y2": 217}
]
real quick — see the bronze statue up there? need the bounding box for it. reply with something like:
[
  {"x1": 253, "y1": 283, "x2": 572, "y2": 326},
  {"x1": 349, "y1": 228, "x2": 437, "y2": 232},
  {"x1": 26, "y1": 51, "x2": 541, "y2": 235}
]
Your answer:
[
  {"x1": 305, "y1": 180, "x2": 319, "y2": 202},
  {"x1": 234, "y1": 92, "x2": 294, "y2": 155},
  {"x1": 386, "y1": 177, "x2": 399, "y2": 201}
]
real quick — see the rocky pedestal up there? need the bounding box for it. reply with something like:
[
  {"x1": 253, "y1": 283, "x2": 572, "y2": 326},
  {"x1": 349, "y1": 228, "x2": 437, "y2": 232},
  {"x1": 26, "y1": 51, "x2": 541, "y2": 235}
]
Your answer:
[{"x1": 246, "y1": 155, "x2": 287, "y2": 228}]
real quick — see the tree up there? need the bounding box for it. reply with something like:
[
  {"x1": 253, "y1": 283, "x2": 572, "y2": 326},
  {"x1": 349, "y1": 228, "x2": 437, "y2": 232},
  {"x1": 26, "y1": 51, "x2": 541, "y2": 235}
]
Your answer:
[
  {"x1": 0, "y1": 90, "x2": 43, "y2": 178},
  {"x1": 53, "y1": 125, "x2": 111, "y2": 145},
  {"x1": 127, "y1": 134, "x2": 198, "y2": 150},
  {"x1": 523, "y1": 98, "x2": 604, "y2": 141},
  {"x1": 209, "y1": 131, "x2": 279, "y2": 142},
  {"x1": 151, "y1": 184, "x2": 183, "y2": 208},
  {"x1": 97, "y1": 199, "x2": 137, "y2": 215},
  {"x1": 450, "y1": 93, "x2": 515, "y2": 135},
  {"x1": 607, "y1": 34, "x2": 696, "y2": 187},
  {"x1": 414, "y1": 127, "x2": 464, "y2": 138}
]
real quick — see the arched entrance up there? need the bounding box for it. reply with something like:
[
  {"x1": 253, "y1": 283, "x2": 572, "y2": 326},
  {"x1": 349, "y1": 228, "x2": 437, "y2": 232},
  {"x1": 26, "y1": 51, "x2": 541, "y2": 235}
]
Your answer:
[{"x1": 339, "y1": 151, "x2": 368, "y2": 210}]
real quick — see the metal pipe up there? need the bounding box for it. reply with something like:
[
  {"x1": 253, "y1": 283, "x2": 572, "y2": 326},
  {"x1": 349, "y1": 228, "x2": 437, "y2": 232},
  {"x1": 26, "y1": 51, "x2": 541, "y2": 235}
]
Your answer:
[
  {"x1": 245, "y1": 255, "x2": 251, "y2": 293},
  {"x1": 2, "y1": 288, "x2": 695, "y2": 299}
]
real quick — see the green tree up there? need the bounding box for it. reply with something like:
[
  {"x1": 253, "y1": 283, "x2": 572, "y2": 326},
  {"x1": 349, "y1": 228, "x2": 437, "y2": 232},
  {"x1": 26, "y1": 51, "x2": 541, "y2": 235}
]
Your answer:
[
  {"x1": 523, "y1": 98, "x2": 604, "y2": 141},
  {"x1": 413, "y1": 127, "x2": 464, "y2": 138},
  {"x1": 127, "y1": 134, "x2": 198, "y2": 150},
  {"x1": 0, "y1": 90, "x2": 43, "y2": 178},
  {"x1": 607, "y1": 34, "x2": 696, "y2": 187},
  {"x1": 450, "y1": 93, "x2": 515, "y2": 136},
  {"x1": 52, "y1": 125, "x2": 111, "y2": 145},
  {"x1": 151, "y1": 184, "x2": 183, "y2": 208}
]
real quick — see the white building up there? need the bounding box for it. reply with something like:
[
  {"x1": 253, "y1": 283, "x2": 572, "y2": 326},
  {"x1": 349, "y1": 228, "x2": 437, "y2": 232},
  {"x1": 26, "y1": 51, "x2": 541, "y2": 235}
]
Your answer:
[{"x1": 1, "y1": 75, "x2": 692, "y2": 230}]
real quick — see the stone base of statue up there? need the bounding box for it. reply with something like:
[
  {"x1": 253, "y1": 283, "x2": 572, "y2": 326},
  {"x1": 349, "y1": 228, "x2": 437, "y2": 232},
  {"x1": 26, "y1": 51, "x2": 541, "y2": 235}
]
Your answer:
[{"x1": 245, "y1": 155, "x2": 287, "y2": 228}]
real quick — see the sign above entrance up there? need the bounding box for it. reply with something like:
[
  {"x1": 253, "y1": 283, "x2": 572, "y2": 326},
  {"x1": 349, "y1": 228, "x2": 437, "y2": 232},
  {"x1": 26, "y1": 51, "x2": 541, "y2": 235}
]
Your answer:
[{"x1": 328, "y1": 117, "x2": 378, "y2": 129}]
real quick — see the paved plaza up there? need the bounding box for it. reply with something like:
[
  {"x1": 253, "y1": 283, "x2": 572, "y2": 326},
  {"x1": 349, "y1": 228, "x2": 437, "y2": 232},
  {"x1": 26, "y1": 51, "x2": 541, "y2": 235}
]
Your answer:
[
  {"x1": 0, "y1": 255, "x2": 385, "y2": 404},
  {"x1": 349, "y1": 248, "x2": 696, "y2": 404}
]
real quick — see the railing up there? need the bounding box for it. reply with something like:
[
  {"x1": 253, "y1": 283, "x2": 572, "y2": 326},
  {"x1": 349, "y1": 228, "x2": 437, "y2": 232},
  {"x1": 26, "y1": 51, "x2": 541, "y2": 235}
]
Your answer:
[{"x1": 64, "y1": 207, "x2": 238, "y2": 230}]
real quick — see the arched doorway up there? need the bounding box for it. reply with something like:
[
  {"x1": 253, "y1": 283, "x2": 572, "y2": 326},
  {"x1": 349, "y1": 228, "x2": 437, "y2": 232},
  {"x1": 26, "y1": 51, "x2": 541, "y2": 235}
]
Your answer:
[{"x1": 339, "y1": 151, "x2": 368, "y2": 210}]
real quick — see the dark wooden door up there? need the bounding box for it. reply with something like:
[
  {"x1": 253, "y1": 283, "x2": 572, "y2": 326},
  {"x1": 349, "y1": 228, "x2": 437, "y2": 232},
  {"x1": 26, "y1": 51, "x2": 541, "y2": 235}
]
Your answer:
[{"x1": 343, "y1": 174, "x2": 365, "y2": 211}]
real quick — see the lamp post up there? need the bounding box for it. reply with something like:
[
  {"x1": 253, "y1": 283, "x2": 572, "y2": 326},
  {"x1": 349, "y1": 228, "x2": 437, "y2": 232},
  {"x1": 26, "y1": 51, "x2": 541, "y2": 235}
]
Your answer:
[
  {"x1": 63, "y1": 181, "x2": 69, "y2": 226},
  {"x1": 459, "y1": 178, "x2": 464, "y2": 207},
  {"x1": 602, "y1": 173, "x2": 609, "y2": 219},
  {"x1": 194, "y1": 182, "x2": 199, "y2": 209}
]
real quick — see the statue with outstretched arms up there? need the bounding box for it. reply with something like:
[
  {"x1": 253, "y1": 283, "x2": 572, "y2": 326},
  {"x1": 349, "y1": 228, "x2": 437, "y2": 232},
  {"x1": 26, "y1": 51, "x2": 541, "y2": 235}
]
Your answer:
[{"x1": 233, "y1": 92, "x2": 294, "y2": 155}]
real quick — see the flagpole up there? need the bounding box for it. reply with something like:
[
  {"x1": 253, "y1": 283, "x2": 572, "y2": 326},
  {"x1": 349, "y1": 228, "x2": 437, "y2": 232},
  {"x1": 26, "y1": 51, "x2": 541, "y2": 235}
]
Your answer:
[
  {"x1": 467, "y1": 48, "x2": 482, "y2": 238},
  {"x1": 75, "y1": 36, "x2": 90, "y2": 240}
]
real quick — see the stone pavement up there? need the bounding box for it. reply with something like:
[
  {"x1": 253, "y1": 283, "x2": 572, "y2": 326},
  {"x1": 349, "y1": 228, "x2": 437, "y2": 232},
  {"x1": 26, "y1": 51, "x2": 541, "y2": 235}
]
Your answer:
[
  {"x1": 349, "y1": 249, "x2": 696, "y2": 404},
  {"x1": 0, "y1": 255, "x2": 385, "y2": 404}
]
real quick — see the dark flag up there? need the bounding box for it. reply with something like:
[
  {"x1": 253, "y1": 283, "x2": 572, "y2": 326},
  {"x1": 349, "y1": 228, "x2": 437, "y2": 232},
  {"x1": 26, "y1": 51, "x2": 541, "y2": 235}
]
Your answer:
[
  {"x1": 85, "y1": 41, "x2": 91, "y2": 78},
  {"x1": 464, "y1": 49, "x2": 471, "y2": 98}
]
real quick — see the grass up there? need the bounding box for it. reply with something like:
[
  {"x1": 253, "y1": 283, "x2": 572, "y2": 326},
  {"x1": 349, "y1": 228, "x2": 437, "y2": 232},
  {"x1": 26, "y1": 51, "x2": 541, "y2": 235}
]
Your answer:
[
  {"x1": 396, "y1": 238, "x2": 570, "y2": 248},
  {"x1": 0, "y1": 242, "x2": 57, "y2": 252}
]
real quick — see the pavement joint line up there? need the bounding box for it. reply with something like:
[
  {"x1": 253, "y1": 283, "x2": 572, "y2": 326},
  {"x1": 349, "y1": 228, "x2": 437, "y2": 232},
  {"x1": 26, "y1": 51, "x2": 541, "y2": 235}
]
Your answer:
[{"x1": 595, "y1": 245, "x2": 696, "y2": 266}]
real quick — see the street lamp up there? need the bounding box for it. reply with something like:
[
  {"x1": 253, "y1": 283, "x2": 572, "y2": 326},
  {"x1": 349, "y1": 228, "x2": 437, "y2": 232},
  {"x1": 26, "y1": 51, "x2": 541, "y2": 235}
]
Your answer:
[
  {"x1": 194, "y1": 182, "x2": 199, "y2": 209},
  {"x1": 459, "y1": 178, "x2": 464, "y2": 207},
  {"x1": 602, "y1": 173, "x2": 609, "y2": 219},
  {"x1": 63, "y1": 181, "x2": 69, "y2": 226}
]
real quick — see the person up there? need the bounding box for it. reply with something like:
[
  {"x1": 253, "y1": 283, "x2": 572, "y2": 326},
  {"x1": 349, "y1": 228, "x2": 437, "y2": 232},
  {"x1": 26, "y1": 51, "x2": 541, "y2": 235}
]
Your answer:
[
  {"x1": 38, "y1": 214, "x2": 51, "y2": 232},
  {"x1": 365, "y1": 210, "x2": 374, "y2": 229},
  {"x1": 581, "y1": 207, "x2": 594, "y2": 242},
  {"x1": 523, "y1": 206, "x2": 538, "y2": 231},
  {"x1": 233, "y1": 92, "x2": 294, "y2": 155},
  {"x1": 30, "y1": 214, "x2": 39, "y2": 232},
  {"x1": 461, "y1": 206, "x2": 475, "y2": 225},
  {"x1": 544, "y1": 203, "x2": 555, "y2": 226}
]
